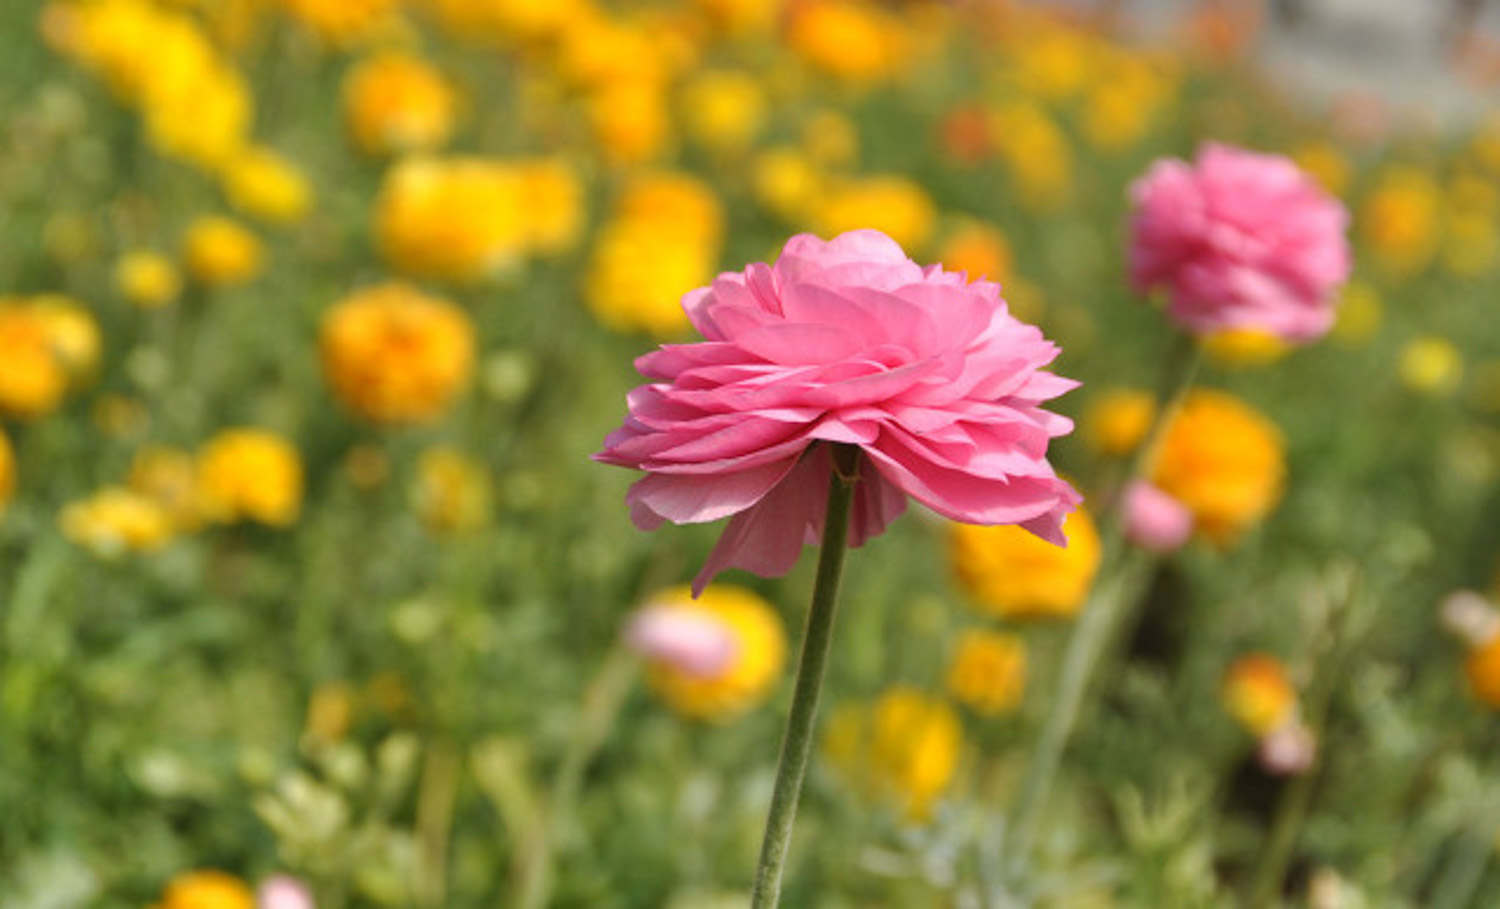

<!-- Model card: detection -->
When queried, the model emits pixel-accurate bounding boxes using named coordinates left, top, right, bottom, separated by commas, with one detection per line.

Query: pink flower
left=1258, top=720, right=1317, bottom=776
left=258, top=875, right=315, bottom=909
left=1122, top=481, right=1193, bottom=553
left=625, top=604, right=739, bottom=677
left=1128, top=143, right=1351, bottom=343
left=595, top=230, right=1081, bottom=594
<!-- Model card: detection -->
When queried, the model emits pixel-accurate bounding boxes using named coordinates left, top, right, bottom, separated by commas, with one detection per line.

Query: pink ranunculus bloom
left=1127, top=142, right=1351, bottom=343
left=595, top=229, right=1082, bottom=594
left=1122, top=481, right=1193, bottom=553
left=625, top=604, right=739, bottom=677
left=258, top=875, right=315, bottom=909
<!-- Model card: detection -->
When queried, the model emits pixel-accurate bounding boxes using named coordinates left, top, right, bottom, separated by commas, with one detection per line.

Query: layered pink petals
left=1128, top=143, right=1351, bottom=343
left=595, top=229, right=1081, bottom=594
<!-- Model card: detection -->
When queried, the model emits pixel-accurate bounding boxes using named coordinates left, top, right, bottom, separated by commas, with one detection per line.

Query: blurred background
left=3, top=0, right=1500, bottom=906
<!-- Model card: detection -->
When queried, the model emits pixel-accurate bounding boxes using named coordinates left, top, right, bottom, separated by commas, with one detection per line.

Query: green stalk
left=1003, top=332, right=1201, bottom=873
left=749, top=443, right=861, bottom=908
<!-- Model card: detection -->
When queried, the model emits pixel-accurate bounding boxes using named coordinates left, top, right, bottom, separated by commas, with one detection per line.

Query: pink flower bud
left=1122, top=481, right=1193, bottom=553
left=1440, top=590, right=1500, bottom=648
left=1258, top=720, right=1316, bottom=776
left=625, top=605, right=738, bottom=678
left=257, top=875, right=315, bottom=909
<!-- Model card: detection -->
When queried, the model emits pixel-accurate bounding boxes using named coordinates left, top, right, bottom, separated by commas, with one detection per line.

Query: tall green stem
left=1003, top=332, right=1201, bottom=873
left=750, top=443, right=860, bottom=908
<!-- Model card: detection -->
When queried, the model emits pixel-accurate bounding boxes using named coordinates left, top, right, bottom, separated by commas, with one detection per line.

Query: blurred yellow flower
left=989, top=103, right=1073, bottom=213
left=129, top=446, right=202, bottom=531
left=615, top=172, right=725, bottom=244
left=428, top=0, right=585, bottom=44
left=557, top=16, right=668, bottom=90
left=183, top=216, right=264, bottom=287
left=320, top=283, right=475, bottom=424
left=0, top=302, right=68, bottom=419
left=1013, top=25, right=1094, bottom=101
left=638, top=585, right=786, bottom=721
left=946, top=629, right=1026, bottom=716
left=935, top=220, right=1011, bottom=283
left=374, top=157, right=529, bottom=281
left=693, top=0, right=779, bottom=35
left=30, top=295, right=101, bottom=385
left=279, top=0, right=402, bottom=45
left=515, top=157, right=585, bottom=255
left=304, top=680, right=355, bottom=745
left=1151, top=389, right=1285, bottom=545
left=824, top=686, right=961, bottom=820
left=60, top=486, right=175, bottom=556
left=1202, top=329, right=1289, bottom=368
left=787, top=0, right=904, bottom=84
left=816, top=175, right=935, bottom=253
left=0, top=429, right=14, bottom=513
left=154, top=869, right=254, bottom=909
left=1082, top=387, right=1156, bottom=456
left=413, top=446, right=492, bottom=533
left=115, top=250, right=182, bottom=308
left=751, top=147, right=822, bottom=224
left=342, top=51, right=456, bottom=156
left=681, top=70, right=766, bottom=155
left=587, top=80, right=671, bottom=166
left=950, top=509, right=1101, bottom=620
left=1331, top=281, right=1382, bottom=345
left=1222, top=653, right=1297, bottom=737
left=1398, top=336, right=1463, bottom=396
left=196, top=428, right=303, bottom=527
left=221, top=146, right=311, bottom=224
left=142, top=62, right=253, bottom=170
left=1292, top=141, right=1352, bottom=198
left=1360, top=166, right=1441, bottom=279
left=801, top=110, right=859, bottom=169
left=1466, top=634, right=1500, bottom=709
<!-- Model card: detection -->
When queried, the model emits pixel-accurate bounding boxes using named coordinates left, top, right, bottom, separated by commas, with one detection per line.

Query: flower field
left=3, top=0, right=1500, bottom=906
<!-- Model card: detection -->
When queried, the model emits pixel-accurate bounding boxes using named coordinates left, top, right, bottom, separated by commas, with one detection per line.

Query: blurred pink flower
left=596, top=230, right=1081, bottom=594
left=1128, top=143, right=1350, bottom=343
left=625, top=604, right=738, bottom=677
left=1258, top=720, right=1317, bottom=776
left=1122, top=481, right=1193, bottom=553
left=258, top=875, right=314, bottom=909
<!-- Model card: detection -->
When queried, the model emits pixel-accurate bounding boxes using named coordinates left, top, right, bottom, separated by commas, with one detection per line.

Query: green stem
left=1003, top=332, right=1201, bottom=873
left=749, top=443, right=860, bottom=908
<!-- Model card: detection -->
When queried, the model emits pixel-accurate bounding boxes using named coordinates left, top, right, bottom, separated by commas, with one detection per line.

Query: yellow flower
left=1150, top=389, right=1285, bottom=545
left=587, top=80, right=671, bottom=167
left=1201, top=329, right=1290, bottom=368
left=638, top=585, right=786, bottom=721
left=320, top=283, right=475, bottom=424
left=0, top=303, right=68, bottom=419
left=155, top=869, right=254, bottom=909
left=1360, top=166, right=1441, bottom=279
left=220, top=146, right=311, bottom=224
left=279, top=0, right=402, bottom=45
left=951, top=509, right=1102, bottom=620
left=557, top=15, right=670, bottom=91
left=1399, top=336, right=1463, bottom=396
left=60, top=486, right=174, bottom=556
left=801, top=110, right=859, bottom=169
left=374, top=157, right=529, bottom=281
left=0, top=428, right=14, bottom=513
left=129, top=446, right=202, bottom=531
left=196, top=428, right=303, bottom=527
left=1466, top=634, right=1500, bottom=709
left=946, top=629, right=1026, bottom=716
left=1222, top=653, right=1297, bottom=737
left=1080, top=59, right=1172, bottom=154
left=515, top=157, right=585, bottom=255
left=693, top=0, right=779, bottom=35
left=1292, top=141, right=1352, bottom=197
left=989, top=103, right=1073, bottom=213
left=680, top=70, right=766, bottom=155
left=787, top=0, right=904, bottom=84
left=142, top=62, right=253, bottom=170
left=304, top=680, right=355, bottom=745
left=342, top=52, right=456, bottom=156
left=30, top=295, right=101, bottom=386
left=816, top=175, right=936, bottom=253
left=585, top=221, right=715, bottom=337
left=615, top=172, right=725, bottom=246
left=183, top=216, right=264, bottom=287
left=1013, top=24, right=1095, bottom=101
left=1331, top=281, right=1382, bottom=346
left=412, top=446, right=492, bottom=533
left=428, top=0, right=586, bottom=44
left=1082, top=387, right=1156, bottom=456
left=115, top=250, right=182, bottom=308
left=751, top=147, right=822, bottom=224
left=824, top=687, right=961, bottom=821
left=935, top=220, right=1011, bottom=284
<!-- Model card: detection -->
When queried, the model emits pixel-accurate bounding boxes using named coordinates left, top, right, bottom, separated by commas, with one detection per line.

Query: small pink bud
left=257, top=875, right=315, bottom=909
left=625, top=605, right=738, bottom=678
left=1122, top=481, right=1193, bottom=553
left=1258, top=720, right=1316, bottom=776
left=1440, top=590, right=1500, bottom=648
